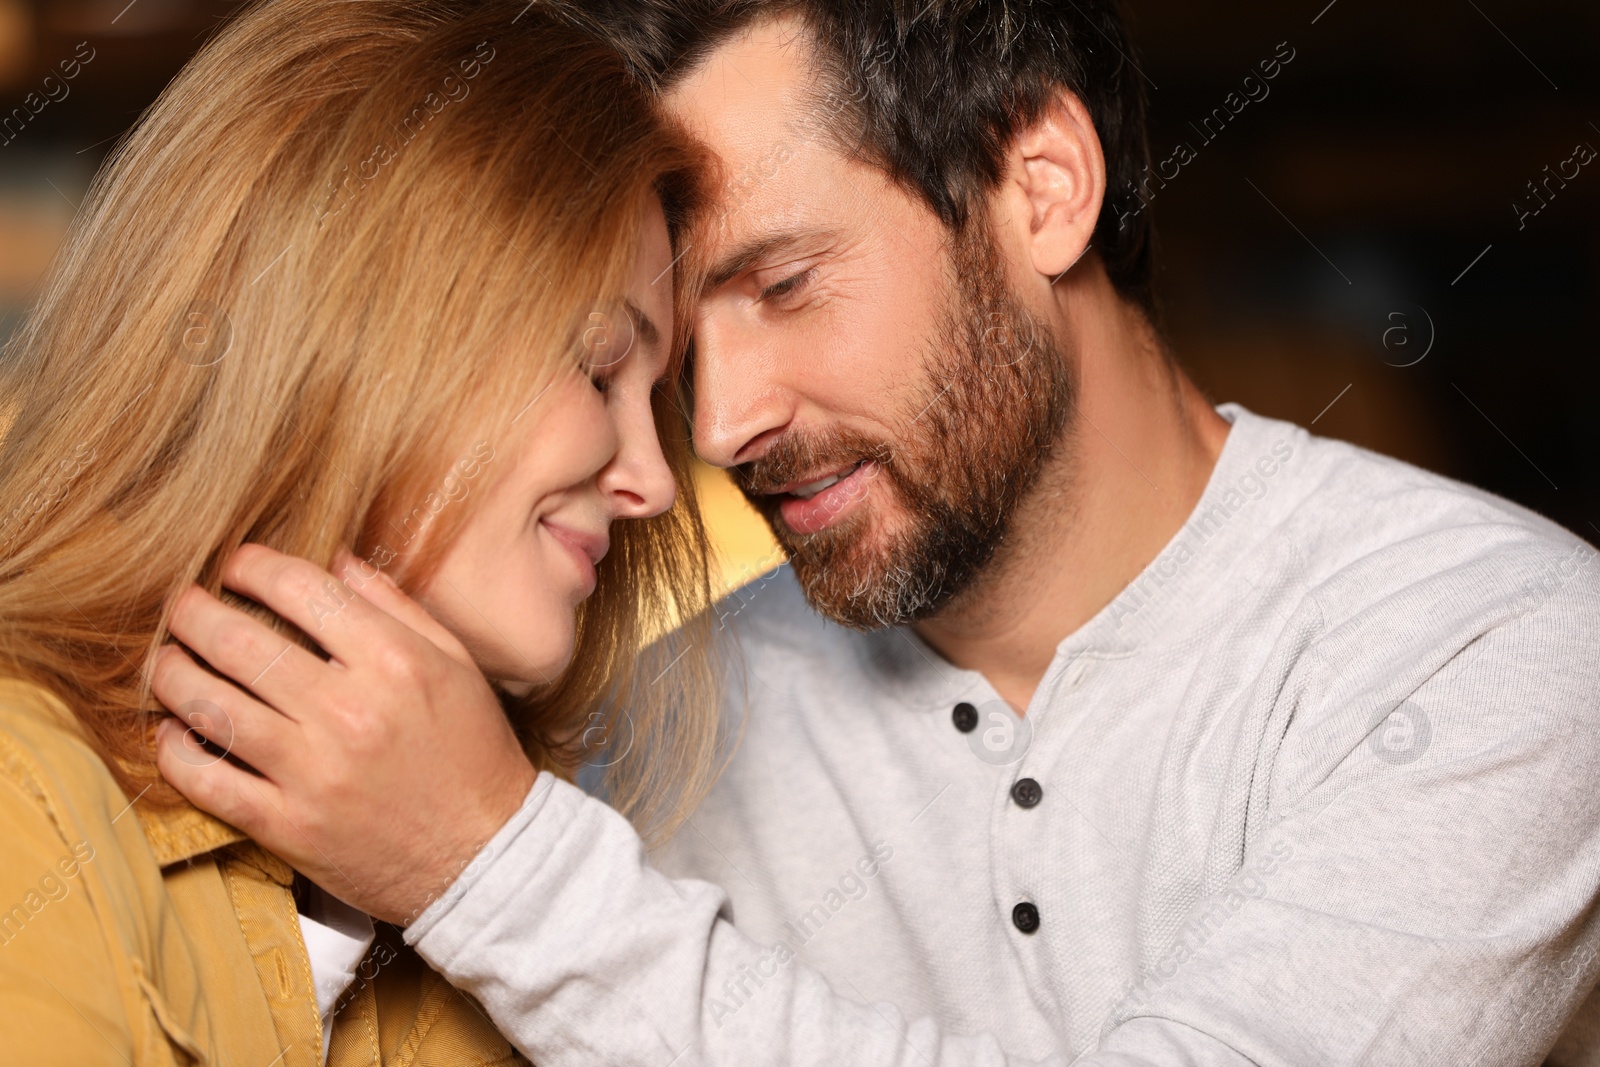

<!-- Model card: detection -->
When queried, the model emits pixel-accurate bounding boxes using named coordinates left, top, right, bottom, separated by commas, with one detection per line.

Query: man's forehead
left=663, top=14, right=813, bottom=103
left=662, top=17, right=847, bottom=282
left=661, top=14, right=824, bottom=168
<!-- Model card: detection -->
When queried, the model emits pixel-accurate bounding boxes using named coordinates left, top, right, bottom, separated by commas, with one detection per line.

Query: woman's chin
left=482, top=636, right=577, bottom=698
left=494, top=677, right=538, bottom=699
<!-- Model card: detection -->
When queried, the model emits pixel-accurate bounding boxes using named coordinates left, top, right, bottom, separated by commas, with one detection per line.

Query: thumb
left=333, top=549, right=477, bottom=670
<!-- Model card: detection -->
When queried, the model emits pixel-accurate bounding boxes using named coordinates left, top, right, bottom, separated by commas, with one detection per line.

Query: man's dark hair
left=560, top=0, right=1156, bottom=313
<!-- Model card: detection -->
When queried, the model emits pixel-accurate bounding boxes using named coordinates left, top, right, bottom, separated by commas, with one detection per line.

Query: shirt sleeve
left=405, top=594, right=1600, bottom=1067
left=1084, top=592, right=1600, bottom=1066
left=405, top=770, right=1059, bottom=1067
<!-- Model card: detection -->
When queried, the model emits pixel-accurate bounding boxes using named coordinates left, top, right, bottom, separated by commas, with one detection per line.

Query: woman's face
left=414, top=199, right=678, bottom=691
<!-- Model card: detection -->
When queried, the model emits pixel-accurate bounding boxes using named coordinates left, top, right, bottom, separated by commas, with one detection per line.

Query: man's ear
left=996, top=88, right=1106, bottom=280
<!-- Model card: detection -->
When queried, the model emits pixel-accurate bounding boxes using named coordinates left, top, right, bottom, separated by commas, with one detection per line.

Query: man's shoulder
left=707, top=411, right=1600, bottom=661
left=1245, top=410, right=1600, bottom=659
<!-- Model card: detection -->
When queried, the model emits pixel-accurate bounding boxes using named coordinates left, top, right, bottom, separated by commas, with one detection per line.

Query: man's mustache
left=733, top=432, right=895, bottom=499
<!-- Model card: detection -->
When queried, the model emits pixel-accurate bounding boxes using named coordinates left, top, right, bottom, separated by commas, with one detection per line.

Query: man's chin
left=777, top=523, right=929, bottom=631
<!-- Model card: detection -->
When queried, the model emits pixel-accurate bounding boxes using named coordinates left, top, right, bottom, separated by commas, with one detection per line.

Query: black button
left=1011, top=778, right=1043, bottom=808
left=952, top=702, right=978, bottom=733
left=1012, top=902, right=1040, bottom=934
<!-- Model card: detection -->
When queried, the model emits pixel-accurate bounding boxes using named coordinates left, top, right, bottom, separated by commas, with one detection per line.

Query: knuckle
left=285, top=795, right=328, bottom=841
left=271, top=557, right=325, bottom=605
left=326, top=761, right=363, bottom=804
left=212, top=618, right=266, bottom=666
left=167, top=586, right=205, bottom=636
left=149, top=649, right=180, bottom=696
left=219, top=784, right=263, bottom=837
left=174, top=757, right=222, bottom=808
left=340, top=705, right=387, bottom=755
left=313, top=756, right=369, bottom=819
left=193, top=766, right=227, bottom=808
left=327, top=693, right=380, bottom=749
left=372, top=639, right=424, bottom=689
left=224, top=542, right=272, bottom=582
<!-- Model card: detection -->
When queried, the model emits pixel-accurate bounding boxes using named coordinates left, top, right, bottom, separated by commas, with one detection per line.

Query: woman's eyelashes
left=590, top=357, right=663, bottom=398
left=579, top=351, right=617, bottom=395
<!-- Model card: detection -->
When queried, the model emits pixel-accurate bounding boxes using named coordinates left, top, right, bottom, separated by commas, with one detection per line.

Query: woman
left=0, top=0, right=718, bottom=1063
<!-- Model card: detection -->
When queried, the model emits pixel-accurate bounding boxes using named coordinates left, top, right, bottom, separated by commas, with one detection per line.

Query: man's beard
left=734, top=222, right=1076, bottom=630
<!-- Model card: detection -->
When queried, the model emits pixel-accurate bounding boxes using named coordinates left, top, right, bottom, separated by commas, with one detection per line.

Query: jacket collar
left=135, top=798, right=250, bottom=867
left=136, top=799, right=299, bottom=886
left=7, top=676, right=293, bottom=882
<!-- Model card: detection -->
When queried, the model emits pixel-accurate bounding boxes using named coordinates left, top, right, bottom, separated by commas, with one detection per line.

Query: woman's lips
left=541, top=520, right=607, bottom=595
left=776, top=460, right=878, bottom=535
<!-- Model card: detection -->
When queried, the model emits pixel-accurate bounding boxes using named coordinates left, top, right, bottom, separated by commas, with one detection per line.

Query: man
left=155, top=1, right=1600, bottom=1063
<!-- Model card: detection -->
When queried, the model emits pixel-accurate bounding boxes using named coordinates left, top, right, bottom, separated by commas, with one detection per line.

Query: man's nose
left=690, top=326, right=796, bottom=469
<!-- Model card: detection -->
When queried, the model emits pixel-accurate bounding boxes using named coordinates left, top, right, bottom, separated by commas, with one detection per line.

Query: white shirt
left=298, top=888, right=375, bottom=1064
left=406, top=404, right=1600, bottom=1065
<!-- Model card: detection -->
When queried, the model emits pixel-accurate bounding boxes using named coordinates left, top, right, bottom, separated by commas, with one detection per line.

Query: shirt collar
left=854, top=403, right=1305, bottom=705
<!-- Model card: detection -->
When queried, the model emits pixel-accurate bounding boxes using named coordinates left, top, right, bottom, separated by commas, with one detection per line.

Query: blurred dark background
left=0, top=0, right=1595, bottom=546
left=1134, top=0, right=1597, bottom=543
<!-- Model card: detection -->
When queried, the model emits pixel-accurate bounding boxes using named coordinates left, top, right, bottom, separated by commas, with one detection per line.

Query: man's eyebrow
left=702, top=228, right=839, bottom=292
left=623, top=299, right=661, bottom=349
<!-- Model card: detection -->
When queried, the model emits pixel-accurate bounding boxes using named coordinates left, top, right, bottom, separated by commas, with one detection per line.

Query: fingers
left=155, top=722, right=367, bottom=902
left=149, top=644, right=293, bottom=773
left=166, top=583, right=329, bottom=716
left=218, top=542, right=476, bottom=671
left=329, top=549, right=477, bottom=669
left=218, top=544, right=397, bottom=666
left=155, top=718, right=284, bottom=839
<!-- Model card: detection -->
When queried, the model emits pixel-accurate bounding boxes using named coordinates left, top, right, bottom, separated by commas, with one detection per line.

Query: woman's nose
left=600, top=404, right=677, bottom=520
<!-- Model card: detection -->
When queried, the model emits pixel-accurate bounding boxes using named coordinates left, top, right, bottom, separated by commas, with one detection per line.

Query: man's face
left=666, top=15, right=1074, bottom=629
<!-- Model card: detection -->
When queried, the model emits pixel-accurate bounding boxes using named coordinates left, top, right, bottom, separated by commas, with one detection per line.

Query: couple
left=4, top=0, right=1600, bottom=1064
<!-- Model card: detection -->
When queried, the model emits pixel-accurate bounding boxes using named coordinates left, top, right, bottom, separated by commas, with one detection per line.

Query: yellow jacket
left=0, top=678, right=527, bottom=1066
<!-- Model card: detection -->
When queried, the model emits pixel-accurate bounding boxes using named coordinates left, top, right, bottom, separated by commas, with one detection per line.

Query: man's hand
left=152, top=544, right=538, bottom=924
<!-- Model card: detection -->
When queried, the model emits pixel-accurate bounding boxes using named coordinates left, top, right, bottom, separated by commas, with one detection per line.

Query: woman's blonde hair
left=0, top=0, right=720, bottom=840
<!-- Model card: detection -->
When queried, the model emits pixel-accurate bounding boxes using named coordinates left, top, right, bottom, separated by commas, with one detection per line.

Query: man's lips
left=769, top=460, right=878, bottom=536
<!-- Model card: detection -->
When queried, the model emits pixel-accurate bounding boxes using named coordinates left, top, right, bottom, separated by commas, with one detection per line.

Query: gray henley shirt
left=407, top=403, right=1600, bottom=1066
